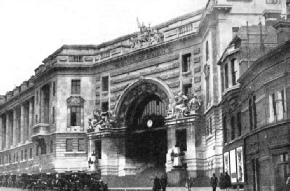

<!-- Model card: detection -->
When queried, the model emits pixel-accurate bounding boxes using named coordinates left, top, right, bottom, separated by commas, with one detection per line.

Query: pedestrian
left=210, top=173, right=218, bottom=191
left=286, top=174, right=290, bottom=191
left=153, top=175, right=161, bottom=191
left=219, top=173, right=226, bottom=191
left=160, top=174, right=167, bottom=191
left=185, top=175, right=192, bottom=191
left=224, top=172, right=232, bottom=191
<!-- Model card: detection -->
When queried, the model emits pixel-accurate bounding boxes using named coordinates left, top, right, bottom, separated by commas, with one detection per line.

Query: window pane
left=66, top=139, right=73, bottom=152
left=71, top=80, right=80, bottom=94
left=78, top=139, right=85, bottom=151
left=102, top=76, right=109, bottom=91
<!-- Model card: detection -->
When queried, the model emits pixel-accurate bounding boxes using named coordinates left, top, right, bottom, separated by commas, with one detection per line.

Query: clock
left=147, top=119, right=153, bottom=128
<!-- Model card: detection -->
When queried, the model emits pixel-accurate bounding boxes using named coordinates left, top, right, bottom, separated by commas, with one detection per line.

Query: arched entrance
left=115, top=77, right=172, bottom=167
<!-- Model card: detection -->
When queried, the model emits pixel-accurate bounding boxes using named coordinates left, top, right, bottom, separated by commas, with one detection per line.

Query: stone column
left=28, top=99, right=33, bottom=141
left=20, top=104, right=25, bottom=144
left=13, top=108, right=17, bottom=147
left=6, top=113, right=9, bottom=149
left=0, top=115, right=2, bottom=151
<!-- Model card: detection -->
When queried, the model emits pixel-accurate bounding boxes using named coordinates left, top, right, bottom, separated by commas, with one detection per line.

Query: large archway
left=115, top=77, right=172, bottom=166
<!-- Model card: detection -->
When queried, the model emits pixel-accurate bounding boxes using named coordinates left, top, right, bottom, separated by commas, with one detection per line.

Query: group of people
left=151, top=174, right=167, bottom=191
left=210, top=172, right=232, bottom=191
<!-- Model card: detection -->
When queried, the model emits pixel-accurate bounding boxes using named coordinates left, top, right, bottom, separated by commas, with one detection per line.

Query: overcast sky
left=0, top=0, right=206, bottom=95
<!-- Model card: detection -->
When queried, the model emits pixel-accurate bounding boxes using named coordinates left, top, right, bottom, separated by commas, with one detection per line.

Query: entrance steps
left=102, top=166, right=165, bottom=188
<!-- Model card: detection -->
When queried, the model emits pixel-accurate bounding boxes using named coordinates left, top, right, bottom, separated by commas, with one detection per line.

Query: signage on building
left=223, top=147, right=245, bottom=184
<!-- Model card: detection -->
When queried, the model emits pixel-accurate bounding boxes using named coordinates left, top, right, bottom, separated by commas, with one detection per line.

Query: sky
left=0, top=0, right=207, bottom=95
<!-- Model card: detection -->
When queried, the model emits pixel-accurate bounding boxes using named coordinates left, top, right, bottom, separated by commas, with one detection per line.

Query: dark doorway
left=126, top=129, right=167, bottom=167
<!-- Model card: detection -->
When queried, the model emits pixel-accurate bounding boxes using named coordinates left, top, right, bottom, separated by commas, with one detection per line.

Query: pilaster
left=13, top=108, right=17, bottom=147
left=28, top=99, right=33, bottom=141
left=6, top=113, right=9, bottom=149
left=0, top=115, right=2, bottom=151
left=20, top=104, right=25, bottom=144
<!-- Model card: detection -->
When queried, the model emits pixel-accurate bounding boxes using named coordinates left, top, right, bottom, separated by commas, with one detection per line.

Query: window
left=52, top=107, right=55, bottom=124
left=231, top=116, right=235, bottom=140
left=71, top=80, right=81, bottom=94
left=206, top=117, right=213, bottom=136
left=179, top=23, right=193, bottom=34
left=102, top=76, right=109, bottom=92
left=36, top=91, right=39, bottom=104
left=224, top=64, right=229, bottom=89
left=41, top=142, right=46, bottom=155
left=95, top=140, right=102, bottom=159
left=266, top=0, right=277, bottom=4
left=183, top=84, right=192, bottom=97
left=182, top=53, right=191, bottom=72
left=206, top=41, right=209, bottom=61
left=78, top=139, right=85, bottom=151
left=249, top=99, right=253, bottom=130
left=66, top=139, right=73, bottom=152
left=176, top=129, right=187, bottom=151
left=36, top=145, right=39, bottom=156
left=223, top=117, right=227, bottom=144
left=52, top=81, right=56, bottom=96
left=102, top=102, right=109, bottom=112
left=24, top=149, right=27, bottom=160
left=35, top=114, right=38, bottom=124
left=231, top=59, right=237, bottom=86
left=69, top=56, right=83, bottom=62
left=253, top=96, right=257, bottom=128
left=237, top=112, right=242, bottom=137
left=277, top=90, right=286, bottom=120
left=50, top=140, right=53, bottom=153
left=269, top=93, right=276, bottom=123
left=71, top=106, right=81, bottom=126
left=29, top=148, right=32, bottom=159
left=16, top=152, right=18, bottom=162
left=21, top=150, right=23, bottom=161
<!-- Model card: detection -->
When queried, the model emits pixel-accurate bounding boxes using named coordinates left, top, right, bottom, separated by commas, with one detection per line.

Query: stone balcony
left=31, top=123, right=50, bottom=141
left=87, top=126, right=126, bottom=138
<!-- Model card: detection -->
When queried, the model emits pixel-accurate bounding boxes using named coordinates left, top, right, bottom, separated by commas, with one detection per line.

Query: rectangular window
left=182, top=53, right=191, bottom=72
left=209, top=117, right=212, bottom=134
left=102, top=76, right=109, bottom=92
left=52, top=107, right=55, bottom=124
left=225, top=64, right=229, bottom=89
left=237, top=112, right=242, bottom=137
left=231, top=59, right=237, bottom=86
left=50, top=140, right=53, bottom=153
left=66, top=139, right=73, bottom=152
left=206, top=41, right=209, bottom=61
left=16, top=152, right=18, bottom=162
left=102, top=102, right=109, bottom=112
left=52, top=81, right=56, bottom=96
left=266, top=0, right=277, bottom=4
left=231, top=116, right=235, bottom=140
left=36, top=145, right=39, bottom=156
left=176, top=129, right=187, bottom=151
left=78, top=139, right=85, bottom=151
left=69, top=56, right=83, bottom=62
left=21, top=150, right=23, bottom=161
left=95, top=140, right=102, bottom=159
left=30, top=148, right=32, bottom=159
left=24, top=149, right=27, bottom=160
left=183, top=84, right=192, bottom=97
left=277, top=90, right=286, bottom=120
left=269, top=93, right=276, bottom=122
left=249, top=99, right=253, bottom=130
left=71, top=106, right=81, bottom=126
left=71, top=80, right=81, bottom=94
left=223, top=117, right=227, bottom=144
left=35, top=114, right=38, bottom=124
left=253, top=96, right=257, bottom=128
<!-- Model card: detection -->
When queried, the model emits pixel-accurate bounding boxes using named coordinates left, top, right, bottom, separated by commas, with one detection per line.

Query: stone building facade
left=0, top=0, right=288, bottom=188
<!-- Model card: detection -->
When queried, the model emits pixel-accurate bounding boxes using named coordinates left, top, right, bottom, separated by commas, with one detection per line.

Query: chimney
left=273, top=20, right=290, bottom=44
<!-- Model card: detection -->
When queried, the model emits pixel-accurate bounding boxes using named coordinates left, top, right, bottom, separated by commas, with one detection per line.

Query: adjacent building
left=0, top=0, right=288, bottom=188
